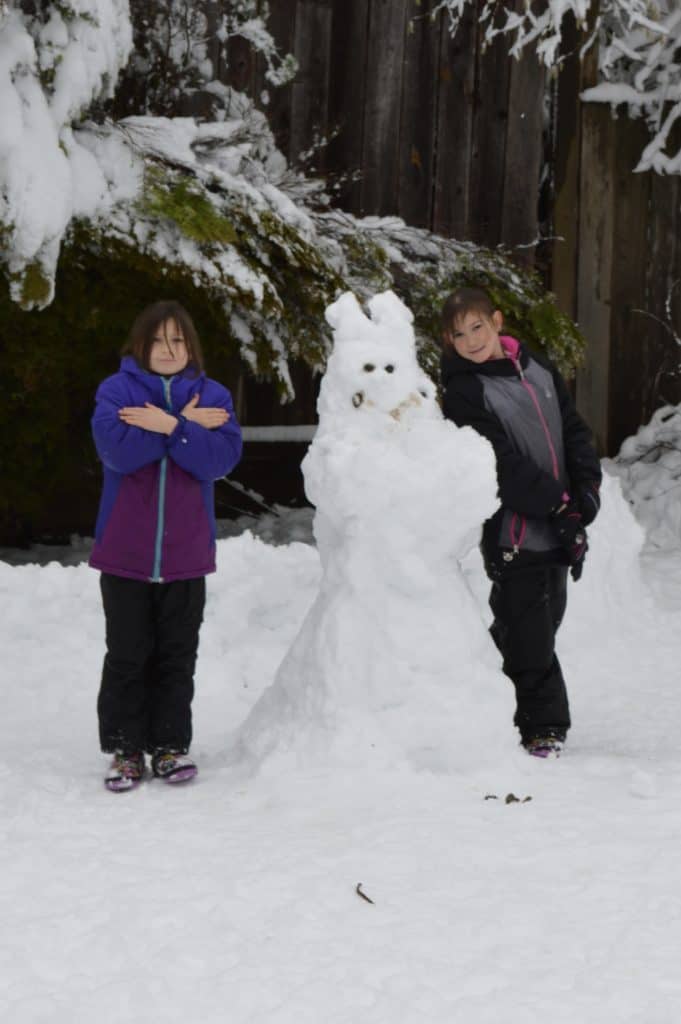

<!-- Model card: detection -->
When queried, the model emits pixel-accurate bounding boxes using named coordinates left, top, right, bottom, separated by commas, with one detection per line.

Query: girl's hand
left=118, top=403, right=178, bottom=435
left=181, top=393, right=230, bottom=429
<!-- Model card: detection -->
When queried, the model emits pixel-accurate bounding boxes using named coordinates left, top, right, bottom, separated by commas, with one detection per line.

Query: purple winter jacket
left=89, top=357, right=243, bottom=582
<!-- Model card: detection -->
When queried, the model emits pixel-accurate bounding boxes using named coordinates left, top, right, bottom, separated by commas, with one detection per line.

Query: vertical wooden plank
left=501, top=49, right=545, bottom=266
left=360, top=0, right=410, bottom=215
left=574, top=39, right=616, bottom=454
left=396, top=0, right=441, bottom=229
left=225, top=35, right=257, bottom=95
left=607, top=119, right=651, bottom=451
left=644, top=173, right=681, bottom=416
left=288, top=0, right=333, bottom=171
left=432, top=3, right=477, bottom=239
left=204, top=2, right=224, bottom=85
left=551, top=15, right=582, bottom=322
left=468, top=10, right=512, bottom=247
left=326, top=0, right=371, bottom=213
left=669, top=177, right=681, bottom=407
left=253, top=1, right=297, bottom=157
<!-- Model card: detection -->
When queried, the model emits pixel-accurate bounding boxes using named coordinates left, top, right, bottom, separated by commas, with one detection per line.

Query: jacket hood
left=440, top=335, right=527, bottom=389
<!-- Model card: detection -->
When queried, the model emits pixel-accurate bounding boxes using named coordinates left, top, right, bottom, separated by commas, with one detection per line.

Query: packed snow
left=3, top=294, right=681, bottom=1021
left=236, top=291, right=505, bottom=776
left=608, top=403, right=681, bottom=550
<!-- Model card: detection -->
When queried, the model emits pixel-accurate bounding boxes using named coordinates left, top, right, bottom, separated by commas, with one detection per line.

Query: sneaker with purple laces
left=524, top=734, right=564, bottom=758
left=151, top=749, right=198, bottom=783
left=105, top=751, right=145, bottom=792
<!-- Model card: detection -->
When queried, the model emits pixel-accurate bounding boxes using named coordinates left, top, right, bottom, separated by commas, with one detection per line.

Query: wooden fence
left=552, top=15, right=681, bottom=453
left=227, top=0, right=681, bottom=456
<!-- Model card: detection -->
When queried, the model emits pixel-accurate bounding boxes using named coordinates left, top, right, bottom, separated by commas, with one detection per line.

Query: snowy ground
left=2, top=480, right=681, bottom=1023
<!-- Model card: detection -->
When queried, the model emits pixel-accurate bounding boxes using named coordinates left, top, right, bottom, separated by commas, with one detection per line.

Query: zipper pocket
left=503, top=512, right=526, bottom=562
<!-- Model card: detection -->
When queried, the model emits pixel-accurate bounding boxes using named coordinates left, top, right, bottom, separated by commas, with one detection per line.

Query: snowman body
left=238, top=291, right=505, bottom=772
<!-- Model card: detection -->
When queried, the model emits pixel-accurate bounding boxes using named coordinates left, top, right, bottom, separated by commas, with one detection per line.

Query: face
left=448, top=309, right=504, bottom=363
left=148, top=318, right=189, bottom=374
left=331, top=339, right=436, bottom=421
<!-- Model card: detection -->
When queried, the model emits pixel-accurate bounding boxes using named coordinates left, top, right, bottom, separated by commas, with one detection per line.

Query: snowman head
left=318, top=291, right=436, bottom=426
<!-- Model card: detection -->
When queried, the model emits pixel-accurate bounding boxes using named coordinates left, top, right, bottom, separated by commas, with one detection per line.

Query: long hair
left=441, top=287, right=497, bottom=348
left=122, top=300, right=204, bottom=374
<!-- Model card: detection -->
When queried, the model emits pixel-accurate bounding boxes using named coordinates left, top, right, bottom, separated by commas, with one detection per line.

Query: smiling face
left=448, top=309, right=504, bottom=364
left=148, top=318, right=189, bottom=375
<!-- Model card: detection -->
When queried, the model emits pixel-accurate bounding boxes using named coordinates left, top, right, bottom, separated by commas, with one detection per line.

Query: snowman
left=237, top=290, right=507, bottom=773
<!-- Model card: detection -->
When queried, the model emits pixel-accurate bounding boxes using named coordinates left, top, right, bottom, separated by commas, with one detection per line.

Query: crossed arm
left=93, top=385, right=242, bottom=481
left=118, top=394, right=229, bottom=434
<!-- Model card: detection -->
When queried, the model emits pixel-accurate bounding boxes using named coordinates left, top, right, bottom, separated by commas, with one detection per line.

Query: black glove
left=553, top=497, right=589, bottom=580
left=570, top=536, right=588, bottom=581
left=577, top=482, right=601, bottom=526
left=552, top=498, right=585, bottom=551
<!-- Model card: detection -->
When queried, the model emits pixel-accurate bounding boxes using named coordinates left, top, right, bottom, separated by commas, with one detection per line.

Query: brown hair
left=123, top=300, right=204, bottom=374
left=441, top=287, right=498, bottom=347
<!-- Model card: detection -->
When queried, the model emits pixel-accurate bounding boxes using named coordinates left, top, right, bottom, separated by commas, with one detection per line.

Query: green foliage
left=0, top=229, right=244, bottom=545
left=253, top=211, right=343, bottom=370
left=403, top=253, right=585, bottom=383
left=342, top=233, right=393, bottom=295
left=134, top=165, right=344, bottom=385
left=0, top=180, right=584, bottom=544
left=462, top=265, right=584, bottom=379
left=18, top=262, right=53, bottom=310
left=140, top=173, right=240, bottom=246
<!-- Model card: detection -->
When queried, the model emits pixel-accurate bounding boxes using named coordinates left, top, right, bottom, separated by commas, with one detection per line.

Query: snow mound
left=565, top=469, right=648, bottom=635
left=607, top=404, right=681, bottom=550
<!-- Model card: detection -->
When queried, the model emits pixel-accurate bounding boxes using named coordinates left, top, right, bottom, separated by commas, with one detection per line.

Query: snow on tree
left=113, top=1, right=297, bottom=117
left=0, top=1, right=133, bottom=306
left=433, top=0, right=681, bottom=174
left=0, top=0, right=583, bottom=398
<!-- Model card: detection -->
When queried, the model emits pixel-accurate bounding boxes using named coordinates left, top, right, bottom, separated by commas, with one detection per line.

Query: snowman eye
left=352, top=391, right=364, bottom=408
left=363, top=363, right=375, bottom=372
left=384, top=364, right=395, bottom=373
left=419, top=389, right=428, bottom=398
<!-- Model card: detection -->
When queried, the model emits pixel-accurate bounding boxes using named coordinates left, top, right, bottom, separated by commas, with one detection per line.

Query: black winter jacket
left=441, top=336, right=602, bottom=578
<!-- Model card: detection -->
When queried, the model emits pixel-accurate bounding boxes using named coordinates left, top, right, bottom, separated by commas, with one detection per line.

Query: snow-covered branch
left=434, top=0, right=681, bottom=173
left=0, top=0, right=581, bottom=395
left=585, top=4, right=681, bottom=174
left=0, top=1, right=295, bottom=307
left=115, top=1, right=296, bottom=117
left=0, top=2, right=133, bottom=305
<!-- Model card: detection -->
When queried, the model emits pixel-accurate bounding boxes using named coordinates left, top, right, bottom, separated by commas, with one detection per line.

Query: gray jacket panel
left=481, top=359, right=567, bottom=552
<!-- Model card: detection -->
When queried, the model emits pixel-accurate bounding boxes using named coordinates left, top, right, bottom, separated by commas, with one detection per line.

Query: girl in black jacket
left=440, top=287, right=601, bottom=757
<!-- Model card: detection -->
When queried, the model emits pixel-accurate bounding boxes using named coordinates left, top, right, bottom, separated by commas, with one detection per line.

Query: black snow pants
left=488, top=564, right=571, bottom=743
left=97, top=573, right=206, bottom=755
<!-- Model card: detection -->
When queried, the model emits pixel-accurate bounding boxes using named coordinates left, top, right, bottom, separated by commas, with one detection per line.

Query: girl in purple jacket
left=90, top=301, right=243, bottom=791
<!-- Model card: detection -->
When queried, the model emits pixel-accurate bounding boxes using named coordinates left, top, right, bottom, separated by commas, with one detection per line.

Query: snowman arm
left=443, top=389, right=564, bottom=518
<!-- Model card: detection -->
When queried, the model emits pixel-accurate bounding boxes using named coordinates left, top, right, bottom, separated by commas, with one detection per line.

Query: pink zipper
left=509, top=512, right=526, bottom=556
left=503, top=352, right=560, bottom=560
left=510, top=356, right=560, bottom=481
